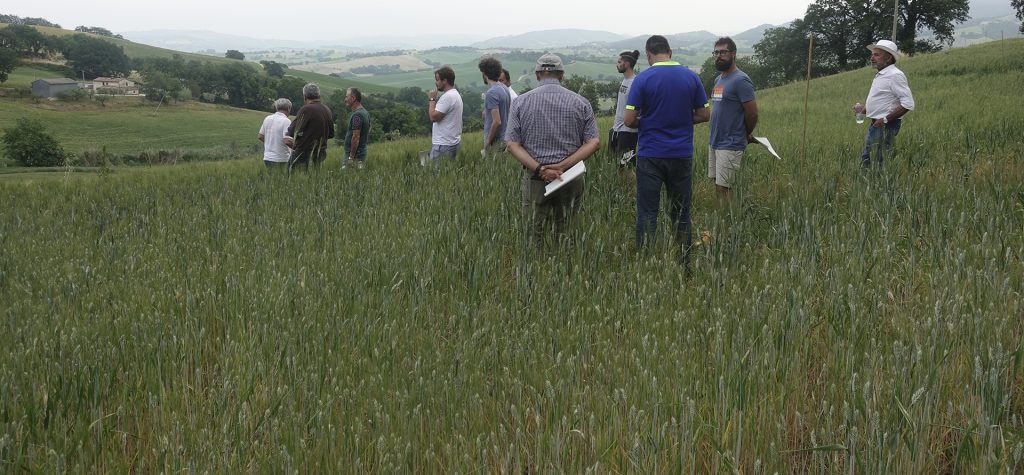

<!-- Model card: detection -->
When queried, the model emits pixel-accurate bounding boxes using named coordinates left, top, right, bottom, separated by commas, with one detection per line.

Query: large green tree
left=894, top=0, right=970, bottom=54
left=753, top=20, right=820, bottom=88
left=804, top=0, right=878, bottom=71
left=60, top=34, right=131, bottom=79
left=260, top=60, right=286, bottom=78
left=0, top=24, right=56, bottom=58
left=2, top=118, right=66, bottom=167
left=1014, top=0, right=1024, bottom=33
left=0, top=48, right=18, bottom=83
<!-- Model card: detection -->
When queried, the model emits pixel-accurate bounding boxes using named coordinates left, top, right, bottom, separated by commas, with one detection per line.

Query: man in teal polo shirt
left=624, top=35, right=710, bottom=261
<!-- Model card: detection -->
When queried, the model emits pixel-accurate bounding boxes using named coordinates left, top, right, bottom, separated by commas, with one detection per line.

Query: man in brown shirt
left=285, top=83, right=334, bottom=172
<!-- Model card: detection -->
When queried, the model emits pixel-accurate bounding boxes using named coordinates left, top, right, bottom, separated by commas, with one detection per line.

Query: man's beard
left=616, top=65, right=627, bottom=73
left=715, top=59, right=732, bottom=71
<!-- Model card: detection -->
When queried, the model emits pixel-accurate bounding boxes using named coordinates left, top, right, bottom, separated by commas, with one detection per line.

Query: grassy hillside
left=0, top=64, right=66, bottom=89
left=0, top=94, right=266, bottom=156
left=1, top=24, right=397, bottom=97
left=0, top=39, right=1022, bottom=472
left=4, top=23, right=250, bottom=66
left=283, top=69, right=397, bottom=95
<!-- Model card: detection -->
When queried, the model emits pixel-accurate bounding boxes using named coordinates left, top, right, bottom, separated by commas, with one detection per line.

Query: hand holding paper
left=544, top=162, right=586, bottom=196
left=753, top=136, right=782, bottom=160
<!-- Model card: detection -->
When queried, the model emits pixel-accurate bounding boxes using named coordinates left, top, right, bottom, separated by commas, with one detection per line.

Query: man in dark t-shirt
left=343, top=87, right=370, bottom=169
left=286, top=83, right=334, bottom=172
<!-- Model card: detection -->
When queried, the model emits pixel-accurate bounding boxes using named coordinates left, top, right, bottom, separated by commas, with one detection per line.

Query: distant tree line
left=350, top=64, right=403, bottom=75
left=74, top=26, right=123, bottom=39
left=345, top=49, right=412, bottom=60
left=729, top=0, right=970, bottom=89
left=0, top=13, right=61, bottom=28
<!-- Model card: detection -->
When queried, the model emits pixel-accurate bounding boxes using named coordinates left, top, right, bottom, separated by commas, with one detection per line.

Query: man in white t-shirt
left=257, top=98, right=292, bottom=171
left=428, top=66, right=464, bottom=167
left=500, top=68, right=518, bottom=101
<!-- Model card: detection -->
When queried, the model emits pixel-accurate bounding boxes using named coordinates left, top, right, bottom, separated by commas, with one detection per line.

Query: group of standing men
left=513, top=35, right=759, bottom=258
left=258, top=83, right=371, bottom=172
left=258, top=33, right=915, bottom=264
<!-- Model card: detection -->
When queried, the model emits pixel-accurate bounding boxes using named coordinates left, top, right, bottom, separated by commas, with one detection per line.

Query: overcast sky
left=9, top=0, right=813, bottom=41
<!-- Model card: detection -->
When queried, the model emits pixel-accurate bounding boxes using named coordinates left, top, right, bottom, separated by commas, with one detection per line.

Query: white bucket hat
left=867, top=39, right=900, bottom=60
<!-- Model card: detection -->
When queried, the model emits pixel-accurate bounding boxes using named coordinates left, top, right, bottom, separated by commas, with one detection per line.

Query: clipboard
left=543, top=161, right=586, bottom=196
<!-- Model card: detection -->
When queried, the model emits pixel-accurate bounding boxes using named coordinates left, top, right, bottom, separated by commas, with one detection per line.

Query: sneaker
left=357, top=161, right=365, bottom=170
left=341, top=158, right=353, bottom=169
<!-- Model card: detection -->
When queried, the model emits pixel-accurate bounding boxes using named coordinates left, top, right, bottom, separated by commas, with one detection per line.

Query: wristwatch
left=882, top=116, right=888, bottom=124
left=428, top=97, right=436, bottom=102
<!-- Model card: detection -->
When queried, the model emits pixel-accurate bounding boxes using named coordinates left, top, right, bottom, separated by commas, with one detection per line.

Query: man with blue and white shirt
left=624, top=35, right=710, bottom=258
left=854, top=39, right=915, bottom=168
left=708, top=36, right=758, bottom=205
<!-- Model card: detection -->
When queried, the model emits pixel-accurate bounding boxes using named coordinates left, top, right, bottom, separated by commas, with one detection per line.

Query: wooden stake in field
left=801, top=34, right=814, bottom=164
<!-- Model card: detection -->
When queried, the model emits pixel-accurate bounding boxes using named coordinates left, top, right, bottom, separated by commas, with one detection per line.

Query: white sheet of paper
left=544, top=161, right=586, bottom=196
left=753, top=136, right=782, bottom=160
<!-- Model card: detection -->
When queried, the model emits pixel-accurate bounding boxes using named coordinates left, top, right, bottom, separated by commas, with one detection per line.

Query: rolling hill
left=470, top=28, right=629, bottom=49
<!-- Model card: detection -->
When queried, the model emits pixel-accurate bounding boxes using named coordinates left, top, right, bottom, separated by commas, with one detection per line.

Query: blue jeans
left=636, top=156, right=693, bottom=249
left=431, top=143, right=460, bottom=168
left=859, top=120, right=902, bottom=167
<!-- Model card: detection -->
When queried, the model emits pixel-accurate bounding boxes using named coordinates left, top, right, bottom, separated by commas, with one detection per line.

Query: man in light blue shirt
left=479, top=57, right=510, bottom=158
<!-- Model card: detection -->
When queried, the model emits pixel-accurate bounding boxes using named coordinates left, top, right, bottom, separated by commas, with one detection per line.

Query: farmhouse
left=31, top=78, right=80, bottom=98
left=93, top=77, right=139, bottom=95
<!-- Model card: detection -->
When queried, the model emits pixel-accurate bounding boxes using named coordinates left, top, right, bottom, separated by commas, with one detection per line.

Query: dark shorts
left=608, top=130, right=638, bottom=168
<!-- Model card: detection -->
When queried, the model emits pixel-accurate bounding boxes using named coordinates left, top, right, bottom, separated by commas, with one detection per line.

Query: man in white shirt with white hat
left=853, top=39, right=915, bottom=168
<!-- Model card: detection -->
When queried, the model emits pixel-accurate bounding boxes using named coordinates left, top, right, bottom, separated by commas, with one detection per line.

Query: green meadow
left=0, top=39, right=1022, bottom=472
left=0, top=95, right=265, bottom=159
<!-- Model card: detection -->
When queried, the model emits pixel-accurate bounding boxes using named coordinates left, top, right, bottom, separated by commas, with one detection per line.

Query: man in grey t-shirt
left=708, top=37, right=758, bottom=205
left=479, top=57, right=510, bottom=159
left=611, top=50, right=641, bottom=182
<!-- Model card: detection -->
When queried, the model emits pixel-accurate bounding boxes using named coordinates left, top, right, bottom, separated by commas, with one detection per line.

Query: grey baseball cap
left=535, top=53, right=564, bottom=72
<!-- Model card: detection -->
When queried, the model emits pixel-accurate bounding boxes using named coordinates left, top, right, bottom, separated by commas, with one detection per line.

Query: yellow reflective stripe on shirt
left=626, top=105, right=636, bottom=110
left=652, top=61, right=681, bottom=66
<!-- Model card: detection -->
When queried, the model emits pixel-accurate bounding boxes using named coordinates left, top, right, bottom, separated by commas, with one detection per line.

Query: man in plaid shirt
left=506, top=53, right=601, bottom=247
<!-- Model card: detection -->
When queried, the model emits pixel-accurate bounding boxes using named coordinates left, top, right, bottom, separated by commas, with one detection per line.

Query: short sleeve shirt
left=504, top=78, right=598, bottom=165
left=709, top=69, right=756, bottom=151
left=483, top=83, right=511, bottom=143
left=626, top=61, right=709, bottom=159
left=344, top=107, right=370, bottom=157
left=259, top=112, right=292, bottom=162
left=613, top=76, right=637, bottom=133
left=432, top=88, right=463, bottom=146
